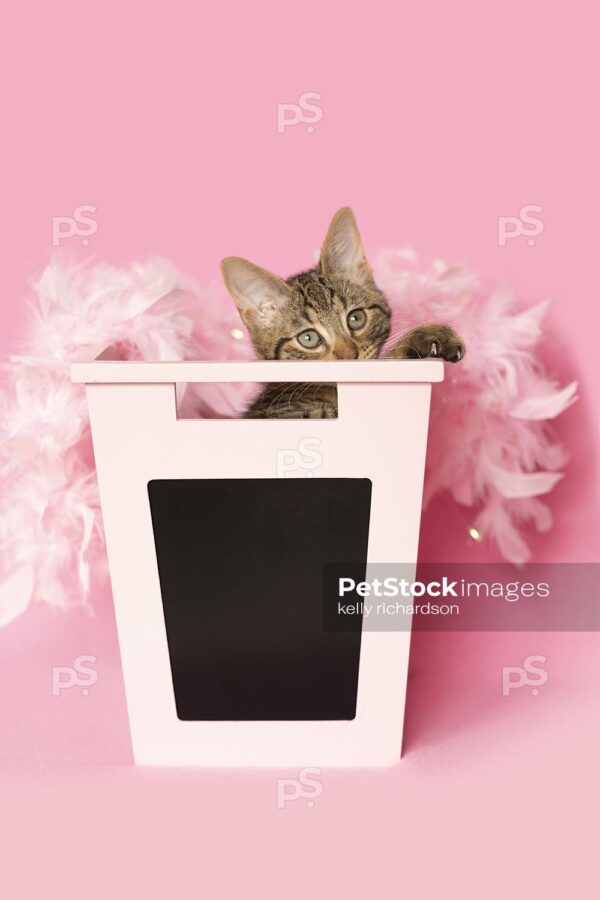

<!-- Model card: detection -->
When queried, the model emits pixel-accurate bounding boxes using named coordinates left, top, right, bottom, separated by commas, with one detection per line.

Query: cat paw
left=391, top=324, right=466, bottom=363
left=427, top=327, right=465, bottom=362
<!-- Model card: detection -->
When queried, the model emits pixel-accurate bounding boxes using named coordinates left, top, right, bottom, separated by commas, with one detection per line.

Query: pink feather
left=374, top=250, right=576, bottom=564
left=0, top=253, right=576, bottom=625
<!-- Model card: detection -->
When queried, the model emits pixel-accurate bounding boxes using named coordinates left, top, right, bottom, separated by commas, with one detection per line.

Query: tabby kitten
left=221, top=208, right=465, bottom=418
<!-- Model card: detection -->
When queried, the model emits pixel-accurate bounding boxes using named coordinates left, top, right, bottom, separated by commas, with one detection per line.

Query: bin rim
left=71, top=354, right=445, bottom=385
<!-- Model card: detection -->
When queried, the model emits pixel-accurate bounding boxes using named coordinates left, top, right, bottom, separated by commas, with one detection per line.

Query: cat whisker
left=264, top=382, right=300, bottom=416
left=386, top=343, right=424, bottom=360
left=384, top=328, right=418, bottom=346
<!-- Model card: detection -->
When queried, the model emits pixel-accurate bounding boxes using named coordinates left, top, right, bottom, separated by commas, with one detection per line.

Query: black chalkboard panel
left=147, top=478, right=371, bottom=721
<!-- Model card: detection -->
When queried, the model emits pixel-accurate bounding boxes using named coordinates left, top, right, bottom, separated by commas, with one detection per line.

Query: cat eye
left=297, top=329, right=322, bottom=349
left=347, top=309, right=367, bottom=331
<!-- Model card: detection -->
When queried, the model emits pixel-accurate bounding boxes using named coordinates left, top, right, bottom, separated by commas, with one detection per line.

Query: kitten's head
left=221, top=208, right=391, bottom=360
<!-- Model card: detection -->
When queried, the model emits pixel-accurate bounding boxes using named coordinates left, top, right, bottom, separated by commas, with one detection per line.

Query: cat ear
left=319, top=207, right=374, bottom=285
left=221, top=257, right=292, bottom=327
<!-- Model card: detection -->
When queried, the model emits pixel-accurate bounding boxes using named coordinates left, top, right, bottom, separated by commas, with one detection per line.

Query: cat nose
left=333, top=340, right=358, bottom=359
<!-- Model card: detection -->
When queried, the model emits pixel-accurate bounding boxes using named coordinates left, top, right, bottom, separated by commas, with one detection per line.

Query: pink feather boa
left=0, top=255, right=576, bottom=626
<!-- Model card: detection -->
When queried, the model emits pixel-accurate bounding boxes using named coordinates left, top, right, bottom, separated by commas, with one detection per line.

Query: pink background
left=1, top=1, right=599, bottom=897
